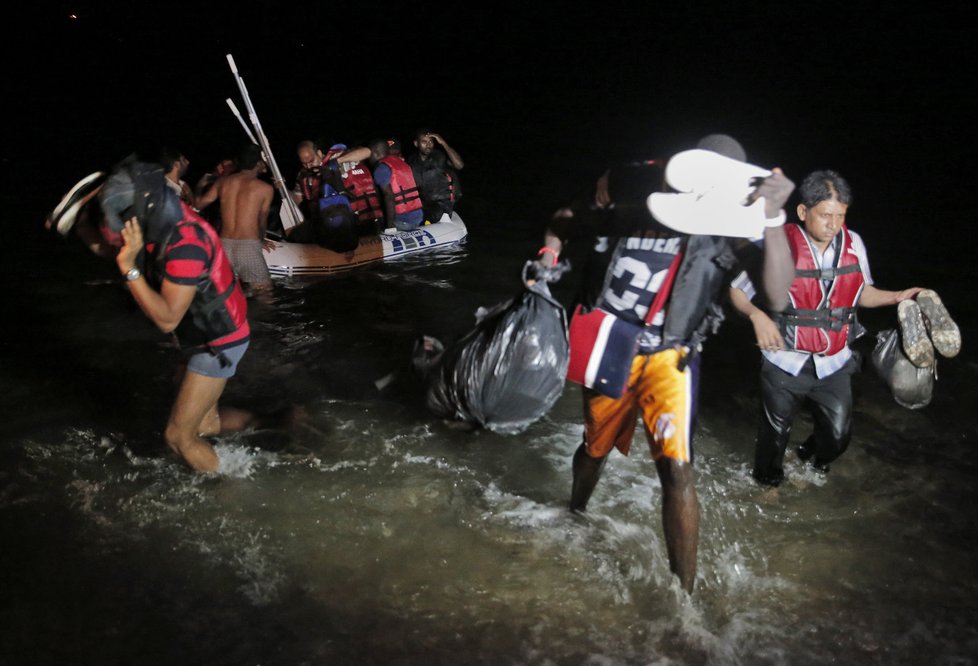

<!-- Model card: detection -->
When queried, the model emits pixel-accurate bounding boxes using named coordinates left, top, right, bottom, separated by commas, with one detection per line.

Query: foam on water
left=7, top=373, right=977, bottom=665
left=213, top=442, right=262, bottom=478
left=11, top=429, right=294, bottom=607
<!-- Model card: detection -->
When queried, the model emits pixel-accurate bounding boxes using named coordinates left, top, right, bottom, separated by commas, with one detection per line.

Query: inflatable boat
left=49, top=172, right=468, bottom=278
left=263, top=211, right=468, bottom=277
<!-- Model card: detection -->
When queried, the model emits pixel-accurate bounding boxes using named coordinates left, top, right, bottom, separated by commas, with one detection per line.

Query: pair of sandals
left=897, top=290, right=961, bottom=368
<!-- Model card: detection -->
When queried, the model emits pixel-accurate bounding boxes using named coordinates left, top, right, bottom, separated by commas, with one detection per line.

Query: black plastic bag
left=871, top=328, right=935, bottom=409
left=414, top=268, right=569, bottom=434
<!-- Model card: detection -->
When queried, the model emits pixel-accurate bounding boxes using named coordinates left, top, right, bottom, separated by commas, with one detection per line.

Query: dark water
left=2, top=182, right=978, bottom=665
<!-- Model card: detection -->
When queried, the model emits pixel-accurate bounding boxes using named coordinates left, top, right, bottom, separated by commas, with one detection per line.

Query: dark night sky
left=4, top=2, right=976, bottom=232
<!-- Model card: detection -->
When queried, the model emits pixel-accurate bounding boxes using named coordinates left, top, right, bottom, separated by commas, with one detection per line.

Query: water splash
left=214, top=442, right=262, bottom=478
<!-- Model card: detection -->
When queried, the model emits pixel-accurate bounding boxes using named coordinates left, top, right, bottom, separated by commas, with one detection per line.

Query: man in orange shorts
left=537, top=135, right=795, bottom=593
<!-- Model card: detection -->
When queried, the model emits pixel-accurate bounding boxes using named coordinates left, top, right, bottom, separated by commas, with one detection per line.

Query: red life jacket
left=778, top=223, right=865, bottom=355
left=379, top=155, right=422, bottom=215
left=297, top=167, right=322, bottom=202
left=154, top=204, right=249, bottom=351
left=342, top=163, right=384, bottom=221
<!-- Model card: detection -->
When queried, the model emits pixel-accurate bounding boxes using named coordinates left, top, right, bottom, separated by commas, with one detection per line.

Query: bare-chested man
left=198, top=143, right=275, bottom=291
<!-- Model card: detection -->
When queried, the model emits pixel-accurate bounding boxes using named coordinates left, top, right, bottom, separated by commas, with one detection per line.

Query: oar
left=225, top=98, right=258, bottom=145
left=226, top=53, right=303, bottom=231
left=226, top=98, right=278, bottom=177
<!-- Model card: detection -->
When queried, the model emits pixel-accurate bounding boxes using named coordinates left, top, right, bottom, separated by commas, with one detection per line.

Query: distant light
left=69, top=14, right=78, bottom=19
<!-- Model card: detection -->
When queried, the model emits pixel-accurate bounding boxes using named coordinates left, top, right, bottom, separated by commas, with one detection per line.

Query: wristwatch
left=124, top=266, right=142, bottom=282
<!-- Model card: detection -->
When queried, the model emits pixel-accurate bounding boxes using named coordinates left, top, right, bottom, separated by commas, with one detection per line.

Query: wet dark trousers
left=753, top=357, right=852, bottom=479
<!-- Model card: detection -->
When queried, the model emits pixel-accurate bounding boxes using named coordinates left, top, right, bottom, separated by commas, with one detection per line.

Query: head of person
left=216, top=158, right=237, bottom=176
left=238, top=143, right=265, bottom=172
left=652, top=133, right=746, bottom=195
left=368, top=138, right=390, bottom=164
left=297, top=140, right=322, bottom=169
left=797, top=170, right=852, bottom=245
left=160, top=147, right=189, bottom=178
left=99, top=154, right=184, bottom=246
left=696, top=133, right=746, bottom=162
left=413, top=129, right=434, bottom=158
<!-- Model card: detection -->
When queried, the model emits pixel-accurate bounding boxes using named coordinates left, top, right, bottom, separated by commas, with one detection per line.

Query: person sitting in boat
left=333, top=140, right=424, bottom=232
left=282, top=143, right=361, bottom=251
left=408, top=129, right=464, bottom=224
left=325, top=143, right=386, bottom=235
left=161, top=147, right=196, bottom=208
left=290, top=140, right=327, bottom=221
left=314, top=176, right=360, bottom=254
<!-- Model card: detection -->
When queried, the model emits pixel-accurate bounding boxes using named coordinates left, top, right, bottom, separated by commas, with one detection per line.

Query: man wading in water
left=729, top=170, right=941, bottom=486
left=535, top=135, right=795, bottom=592
left=197, top=143, right=275, bottom=295
left=106, top=159, right=255, bottom=472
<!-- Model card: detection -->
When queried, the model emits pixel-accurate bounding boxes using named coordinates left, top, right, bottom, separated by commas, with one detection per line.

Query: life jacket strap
left=794, top=263, right=862, bottom=280
left=776, top=306, right=856, bottom=332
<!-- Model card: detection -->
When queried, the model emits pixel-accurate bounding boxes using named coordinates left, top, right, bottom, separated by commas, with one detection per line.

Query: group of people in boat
left=128, top=130, right=465, bottom=293
left=287, top=131, right=464, bottom=248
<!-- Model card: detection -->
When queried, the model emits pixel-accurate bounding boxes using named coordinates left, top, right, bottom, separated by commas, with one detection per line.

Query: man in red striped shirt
left=111, top=162, right=252, bottom=472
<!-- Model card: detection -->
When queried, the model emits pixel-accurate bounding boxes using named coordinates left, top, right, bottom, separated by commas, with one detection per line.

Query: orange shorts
left=582, top=348, right=696, bottom=462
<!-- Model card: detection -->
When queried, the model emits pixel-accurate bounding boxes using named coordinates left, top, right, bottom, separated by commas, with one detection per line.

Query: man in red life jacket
left=339, top=140, right=424, bottom=232
left=325, top=143, right=386, bottom=234
left=104, top=158, right=254, bottom=473
left=290, top=140, right=326, bottom=221
left=730, top=170, right=924, bottom=486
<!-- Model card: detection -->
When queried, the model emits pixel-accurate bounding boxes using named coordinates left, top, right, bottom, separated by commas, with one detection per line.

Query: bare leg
left=193, top=387, right=254, bottom=437
left=199, top=403, right=221, bottom=437
left=570, top=442, right=607, bottom=513
left=164, top=370, right=229, bottom=472
left=218, top=406, right=258, bottom=432
left=248, top=281, right=275, bottom=306
left=656, top=458, right=699, bottom=593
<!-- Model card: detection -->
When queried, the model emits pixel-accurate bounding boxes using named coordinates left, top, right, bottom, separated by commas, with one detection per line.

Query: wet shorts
left=582, top=348, right=699, bottom=463
left=221, top=239, right=271, bottom=285
left=187, top=341, right=249, bottom=379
